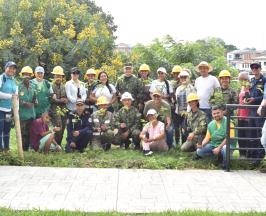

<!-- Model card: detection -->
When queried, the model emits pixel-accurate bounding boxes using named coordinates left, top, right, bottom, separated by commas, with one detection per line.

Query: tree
left=0, top=0, right=117, bottom=78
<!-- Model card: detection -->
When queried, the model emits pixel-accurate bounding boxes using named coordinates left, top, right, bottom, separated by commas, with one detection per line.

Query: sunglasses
left=180, top=76, right=188, bottom=79
left=251, top=66, right=260, bottom=70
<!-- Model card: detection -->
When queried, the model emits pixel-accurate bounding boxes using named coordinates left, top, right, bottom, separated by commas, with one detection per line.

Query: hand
left=120, top=123, right=127, bottom=128
left=53, top=127, right=61, bottom=132
left=187, top=133, right=194, bottom=141
left=97, top=128, right=101, bottom=132
left=257, top=106, right=262, bottom=116
left=165, top=123, right=170, bottom=130
left=55, top=145, right=62, bottom=152
left=196, top=143, right=202, bottom=149
left=62, top=98, right=68, bottom=104
left=245, top=97, right=255, bottom=104
left=23, top=102, right=34, bottom=108
left=101, top=124, right=107, bottom=131
left=143, top=137, right=149, bottom=143
left=212, top=147, right=221, bottom=155
left=73, top=131, right=80, bottom=137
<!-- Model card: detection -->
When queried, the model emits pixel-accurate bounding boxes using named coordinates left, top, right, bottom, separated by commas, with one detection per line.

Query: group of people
left=0, top=59, right=266, bottom=169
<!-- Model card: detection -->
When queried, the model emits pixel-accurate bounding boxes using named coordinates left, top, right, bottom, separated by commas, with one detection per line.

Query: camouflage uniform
left=91, top=109, right=114, bottom=150
left=116, top=74, right=144, bottom=106
left=112, top=106, right=142, bottom=149
left=18, top=81, right=37, bottom=151
left=85, top=80, right=98, bottom=114
left=139, top=77, right=153, bottom=114
left=181, top=109, right=207, bottom=152
left=170, top=79, right=180, bottom=94
left=209, top=87, right=238, bottom=108
left=50, top=82, right=67, bottom=145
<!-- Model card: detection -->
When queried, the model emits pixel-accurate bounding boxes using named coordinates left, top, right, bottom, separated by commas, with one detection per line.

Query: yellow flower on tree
left=19, top=0, right=31, bottom=10
left=10, top=21, right=23, bottom=36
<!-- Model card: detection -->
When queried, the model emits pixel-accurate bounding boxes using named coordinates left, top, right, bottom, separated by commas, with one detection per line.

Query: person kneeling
left=66, top=99, right=93, bottom=153
left=140, top=109, right=168, bottom=156
left=30, top=112, right=61, bottom=153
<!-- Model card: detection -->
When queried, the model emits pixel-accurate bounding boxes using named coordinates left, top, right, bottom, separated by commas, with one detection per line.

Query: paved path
left=0, top=166, right=266, bottom=213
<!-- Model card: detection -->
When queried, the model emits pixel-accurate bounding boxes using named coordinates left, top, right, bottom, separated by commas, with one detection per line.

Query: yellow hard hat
left=219, top=70, right=231, bottom=78
left=187, top=93, right=200, bottom=103
left=51, top=66, right=64, bottom=76
left=172, top=65, right=182, bottom=73
left=96, top=96, right=109, bottom=105
left=139, top=64, right=150, bottom=72
left=86, top=68, right=96, bottom=75
left=20, top=66, right=34, bottom=77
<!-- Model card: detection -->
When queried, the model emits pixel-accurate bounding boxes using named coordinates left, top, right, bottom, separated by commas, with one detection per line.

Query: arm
left=201, top=130, right=211, bottom=147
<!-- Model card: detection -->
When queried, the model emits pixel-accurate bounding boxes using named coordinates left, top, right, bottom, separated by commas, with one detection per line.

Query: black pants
left=238, top=119, right=249, bottom=157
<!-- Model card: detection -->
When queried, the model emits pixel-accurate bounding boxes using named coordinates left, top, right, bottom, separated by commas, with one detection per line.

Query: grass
left=1, top=129, right=264, bottom=170
left=1, top=209, right=266, bottom=216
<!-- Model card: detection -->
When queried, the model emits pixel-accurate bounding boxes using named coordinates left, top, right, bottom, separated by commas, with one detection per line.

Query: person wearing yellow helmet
left=50, top=66, right=68, bottom=145
left=180, top=93, right=207, bottom=152
left=138, top=64, right=153, bottom=113
left=18, top=66, right=37, bottom=151
left=170, top=65, right=182, bottom=92
left=84, top=68, right=98, bottom=114
left=91, top=96, right=114, bottom=151
left=209, top=70, right=238, bottom=110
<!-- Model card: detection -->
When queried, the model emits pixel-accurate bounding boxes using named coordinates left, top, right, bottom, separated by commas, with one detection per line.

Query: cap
left=71, top=67, right=80, bottom=74
left=124, top=62, right=133, bottom=68
left=250, top=61, right=261, bottom=68
left=152, top=89, right=162, bottom=96
left=120, top=92, right=134, bottom=101
left=5, top=61, right=17, bottom=69
left=35, top=66, right=45, bottom=73
left=179, top=70, right=190, bottom=77
left=147, top=109, right=157, bottom=116
left=157, top=67, right=167, bottom=74
left=76, top=99, right=84, bottom=105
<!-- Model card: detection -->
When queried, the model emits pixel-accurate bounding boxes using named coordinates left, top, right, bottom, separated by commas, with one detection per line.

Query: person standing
left=50, top=66, right=68, bottom=145
left=31, top=66, right=53, bottom=118
left=65, top=67, right=87, bottom=112
left=18, top=66, right=37, bottom=151
left=195, top=61, right=220, bottom=123
left=0, top=61, right=18, bottom=152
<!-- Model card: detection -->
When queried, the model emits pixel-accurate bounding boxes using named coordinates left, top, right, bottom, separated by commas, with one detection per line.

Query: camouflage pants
left=113, top=129, right=141, bottom=147
left=21, top=119, right=33, bottom=151
left=91, top=129, right=115, bottom=149
left=51, top=113, right=67, bottom=145
left=181, top=135, right=203, bottom=152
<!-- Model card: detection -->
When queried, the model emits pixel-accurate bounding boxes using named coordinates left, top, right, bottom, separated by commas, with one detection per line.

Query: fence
left=225, top=104, right=265, bottom=172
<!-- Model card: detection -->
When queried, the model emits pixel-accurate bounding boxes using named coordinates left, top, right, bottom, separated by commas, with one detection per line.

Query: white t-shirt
left=92, top=84, right=116, bottom=103
left=195, top=75, right=220, bottom=109
left=149, top=79, right=173, bottom=97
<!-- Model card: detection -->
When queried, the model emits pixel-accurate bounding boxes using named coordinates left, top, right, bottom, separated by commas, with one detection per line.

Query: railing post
left=226, top=106, right=231, bottom=172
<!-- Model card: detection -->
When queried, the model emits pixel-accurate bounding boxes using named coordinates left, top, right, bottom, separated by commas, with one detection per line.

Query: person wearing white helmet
left=149, top=67, right=174, bottom=103
left=31, top=66, right=54, bottom=118
left=112, top=92, right=142, bottom=149
left=140, top=109, right=168, bottom=156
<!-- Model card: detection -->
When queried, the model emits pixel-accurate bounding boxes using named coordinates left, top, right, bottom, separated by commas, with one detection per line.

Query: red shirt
left=30, top=118, right=49, bottom=151
left=238, top=89, right=250, bottom=120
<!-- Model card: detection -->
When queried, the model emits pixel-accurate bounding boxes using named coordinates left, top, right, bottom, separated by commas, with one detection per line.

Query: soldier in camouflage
left=91, top=96, right=114, bottom=151
left=170, top=65, right=182, bottom=93
left=209, top=70, right=238, bottom=109
left=116, top=63, right=144, bottom=109
left=112, top=92, right=142, bottom=149
left=181, top=93, right=207, bottom=152
left=85, top=68, right=98, bottom=114
left=50, top=66, right=68, bottom=145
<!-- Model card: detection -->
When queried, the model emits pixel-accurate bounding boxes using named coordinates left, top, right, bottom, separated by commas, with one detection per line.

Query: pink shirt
left=238, top=89, right=249, bottom=120
left=142, top=121, right=165, bottom=141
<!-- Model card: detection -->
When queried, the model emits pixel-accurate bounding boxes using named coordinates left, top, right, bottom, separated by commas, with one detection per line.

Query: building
left=253, top=55, right=266, bottom=75
left=115, top=43, right=132, bottom=54
left=227, top=49, right=266, bottom=73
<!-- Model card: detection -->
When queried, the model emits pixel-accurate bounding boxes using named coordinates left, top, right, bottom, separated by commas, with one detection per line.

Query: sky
left=94, top=0, right=266, bottom=50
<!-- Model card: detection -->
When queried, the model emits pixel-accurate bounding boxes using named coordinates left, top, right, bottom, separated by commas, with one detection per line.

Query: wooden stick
left=12, top=95, right=24, bottom=160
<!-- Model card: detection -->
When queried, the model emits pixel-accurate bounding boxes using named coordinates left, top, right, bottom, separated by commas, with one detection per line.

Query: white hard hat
left=120, top=92, right=134, bottom=101
left=157, top=67, right=167, bottom=74
left=178, top=70, right=190, bottom=77
left=147, top=109, right=157, bottom=116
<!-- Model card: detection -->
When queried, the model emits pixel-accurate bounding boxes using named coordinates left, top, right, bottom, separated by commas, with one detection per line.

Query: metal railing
left=225, top=104, right=265, bottom=171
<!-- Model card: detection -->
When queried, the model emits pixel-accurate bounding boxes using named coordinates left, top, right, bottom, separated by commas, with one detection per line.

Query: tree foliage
left=0, top=0, right=117, bottom=77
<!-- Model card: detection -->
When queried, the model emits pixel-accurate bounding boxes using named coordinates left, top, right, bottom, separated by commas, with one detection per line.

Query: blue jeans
left=166, top=124, right=174, bottom=148
left=0, top=111, right=12, bottom=150
left=196, top=143, right=233, bottom=166
left=200, top=108, right=212, bottom=124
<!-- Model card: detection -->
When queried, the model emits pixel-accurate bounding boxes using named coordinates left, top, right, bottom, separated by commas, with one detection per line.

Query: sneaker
left=144, top=150, right=153, bottom=156
left=260, top=167, right=266, bottom=173
left=192, top=154, right=202, bottom=161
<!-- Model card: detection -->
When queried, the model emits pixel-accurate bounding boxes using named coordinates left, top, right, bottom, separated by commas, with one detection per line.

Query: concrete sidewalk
left=0, top=166, right=266, bottom=213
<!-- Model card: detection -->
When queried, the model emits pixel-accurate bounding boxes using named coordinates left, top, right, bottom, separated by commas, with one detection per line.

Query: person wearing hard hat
left=170, top=65, right=182, bottom=92
left=175, top=69, right=196, bottom=145
left=18, top=66, right=37, bottom=151
left=194, top=61, right=220, bottom=123
left=50, top=66, right=68, bottom=145
left=31, top=66, right=54, bottom=118
left=116, top=63, right=144, bottom=110
left=91, top=96, right=114, bottom=151
left=84, top=68, right=98, bottom=113
left=65, top=67, right=87, bottom=112
left=112, top=92, right=141, bottom=149
left=138, top=64, right=153, bottom=111
left=140, top=109, right=168, bottom=156
left=180, top=93, right=207, bottom=152
left=144, top=90, right=174, bottom=149
left=65, top=99, right=93, bottom=153
left=209, top=70, right=238, bottom=110
left=149, top=67, right=174, bottom=103
left=0, top=61, right=18, bottom=152
left=90, top=71, right=117, bottom=112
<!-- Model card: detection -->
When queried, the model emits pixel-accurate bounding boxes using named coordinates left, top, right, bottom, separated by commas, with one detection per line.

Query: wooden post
left=12, top=95, right=24, bottom=160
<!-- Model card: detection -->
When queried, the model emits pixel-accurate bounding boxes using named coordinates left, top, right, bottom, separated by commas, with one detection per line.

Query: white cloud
left=94, top=0, right=266, bottom=50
